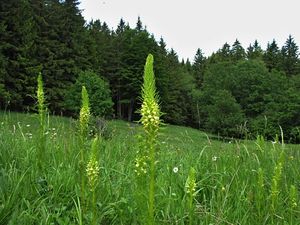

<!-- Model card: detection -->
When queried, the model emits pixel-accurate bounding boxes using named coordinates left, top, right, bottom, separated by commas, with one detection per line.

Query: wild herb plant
left=288, top=184, right=298, bottom=224
left=137, top=54, right=161, bottom=225
left=270, top=156, right=284, bottom=220
left=79, top=86, right=90, bottom=209
left=36, top=73, right=47, bottom=171
left=185, top=167, right=197, bottom=225
left=86, top=137, right=100, bottom=225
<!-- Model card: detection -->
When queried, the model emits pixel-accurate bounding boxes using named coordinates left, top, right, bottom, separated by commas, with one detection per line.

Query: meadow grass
left=0, top=111, right=300, bottom=224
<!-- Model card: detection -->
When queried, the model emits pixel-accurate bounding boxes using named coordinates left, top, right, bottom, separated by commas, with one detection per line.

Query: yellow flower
left=185, top=167, right=196, bottom=196
left=86, top=157, right=99, bottom=190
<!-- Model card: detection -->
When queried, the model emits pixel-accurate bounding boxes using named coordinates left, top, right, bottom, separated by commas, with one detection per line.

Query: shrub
left=205, top=89, right=245, bottom=137
left=65, top=70, right=113, bottom=118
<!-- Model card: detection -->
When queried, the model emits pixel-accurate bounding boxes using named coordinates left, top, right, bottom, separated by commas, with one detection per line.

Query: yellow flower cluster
left=134, top=154, right=148, bottom=176
left=290, top=185, right=298, bottom=209
left=37, top=74, right=44, bottom=107
left=140, top=100, right=160, bottom=131
left=86, top=157, right=99, bottom=190
left=79, top=86, right=90, bottom=136
left=80, top=108, right=90, bottom=131
left=185, top=167, right=196, bottom=196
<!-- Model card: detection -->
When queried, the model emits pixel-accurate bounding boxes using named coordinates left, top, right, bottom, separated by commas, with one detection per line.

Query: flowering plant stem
left=37, top=73, right=46, bottom=172
left=139, top=54, right=161, bottom=225
left=79, top=86, right=90, bottom=211
left=148, top=141, right=155, bottom=225
left=86, top=137, right=99, bottom=225
left=185, top=167, right=196, bottom=225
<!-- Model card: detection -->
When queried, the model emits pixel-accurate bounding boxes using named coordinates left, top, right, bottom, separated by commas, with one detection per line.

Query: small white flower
left=212, top=156, right=217, bottom=162
left=26, top=124, right=30, bottom=127
left=173, top=167, right=179, bottom=173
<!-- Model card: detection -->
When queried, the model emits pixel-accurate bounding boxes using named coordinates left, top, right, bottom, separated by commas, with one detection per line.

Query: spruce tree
left=209, top=43, right=231, bottom=63
left=263, top=39, right=281, bottom=72
left=136, top=16, right=143, bottom=31
left=247, top=40, right=263, bottom=60
left=192, top=48, right=206, bottom=88
left=31, top=0, right=90, bottom=113
left=231, top=39, right=246, bottom=62
left=281, top=35, right=299, bottom=76
left=0, top=0, right=37, bottom=110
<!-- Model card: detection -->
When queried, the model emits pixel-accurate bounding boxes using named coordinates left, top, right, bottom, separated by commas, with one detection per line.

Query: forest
left=1, top=0, right=300, bottom=143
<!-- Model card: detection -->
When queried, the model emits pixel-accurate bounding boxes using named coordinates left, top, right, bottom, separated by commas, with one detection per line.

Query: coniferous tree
left=210, top=42, right=231, bottom=63
left=153, top=37, right=169, bottom=107
left=219, top=42, right=231, bottom=59
left=31, top=0, right=89, bottom=113
left=0, top=0, right=37, bottom=110
left=192, top=48, right=206, bottom=88
left=136, top=16, right=143, bottom=31
left=263, top=39, right=282, bottom=72
left=108, top=19, right=129, bottom=118
left=281, top=35, right=299, bottom=76
left=247, top=40, right=263, bottom=60
left=161, top=49, right=195, bottom=124
left=231, top=39, right=246, bottom=61
left=116, top=18, right=125, bottom=34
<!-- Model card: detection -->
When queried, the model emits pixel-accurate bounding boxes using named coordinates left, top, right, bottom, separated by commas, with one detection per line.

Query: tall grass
left=0, top=111, right=300, bottom=224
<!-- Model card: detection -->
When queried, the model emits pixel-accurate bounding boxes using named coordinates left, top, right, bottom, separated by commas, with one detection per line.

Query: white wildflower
left=173, top=167, right=179, bottom=173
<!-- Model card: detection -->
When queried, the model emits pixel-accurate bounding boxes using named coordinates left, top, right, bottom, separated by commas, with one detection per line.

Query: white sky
left=79, top=0, right=300, bottom=61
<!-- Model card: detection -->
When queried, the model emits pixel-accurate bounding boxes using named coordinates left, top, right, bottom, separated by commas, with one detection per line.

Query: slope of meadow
left=0, top=111, right=300, bottom=224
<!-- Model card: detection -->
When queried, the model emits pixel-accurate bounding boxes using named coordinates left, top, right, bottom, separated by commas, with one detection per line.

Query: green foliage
left=263, top=39, right=282, bottom=72
left=231, top=39, right=246, bottom=61
left=36, top=73, right=47, bottom=171
left=79, top=86, right=90, bottom=140
left=206, top=90, right=245, bottom=137
left=281, top=35, right=299, bottom=76
left=138, top=54, right=161, bottom=225
left=185, top=167, right=197, bottom=225
left=247, top=40, right=263, bottom=60
left=65, top=71, right=113, bottom=118
left=200, top=58, right=300, bottom=142
left=192, top=48, right=206, bottom=88
left=86, top=137, right=100, bottom=225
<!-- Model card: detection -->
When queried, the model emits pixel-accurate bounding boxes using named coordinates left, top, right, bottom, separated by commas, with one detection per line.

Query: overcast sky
left=79, top=0, right=300, bottom=61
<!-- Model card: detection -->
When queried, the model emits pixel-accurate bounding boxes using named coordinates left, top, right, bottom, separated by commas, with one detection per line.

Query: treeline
left=0, top=0, right=299, bottom=142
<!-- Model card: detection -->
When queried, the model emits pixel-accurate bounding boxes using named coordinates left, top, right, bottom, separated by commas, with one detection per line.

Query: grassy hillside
left=0, top=111, right=299, bottom=224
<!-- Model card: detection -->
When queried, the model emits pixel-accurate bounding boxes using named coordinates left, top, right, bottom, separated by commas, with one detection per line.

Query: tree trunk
left=128, top=97, right=134, bottom=122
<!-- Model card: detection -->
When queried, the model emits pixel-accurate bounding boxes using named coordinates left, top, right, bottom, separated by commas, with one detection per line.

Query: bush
left=205, top=90, right=245, bottom=137
left=89, top=116, right=114, bottom=140
left=65, top=70, right=113, bottom=118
